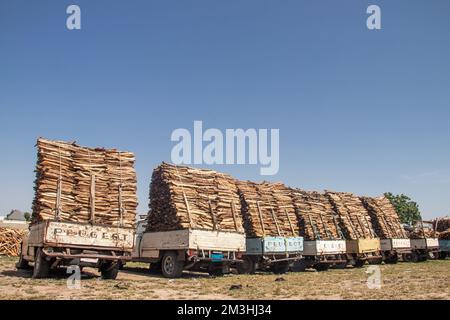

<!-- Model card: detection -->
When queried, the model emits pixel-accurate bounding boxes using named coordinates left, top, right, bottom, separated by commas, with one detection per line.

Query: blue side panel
left=286, top=237, right=304, bottom=252
left=439, top=239, right=450, bottom=252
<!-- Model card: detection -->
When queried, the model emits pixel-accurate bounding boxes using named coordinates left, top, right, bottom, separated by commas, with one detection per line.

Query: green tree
left=384, top=192, right=421, bottom=226
left=23, top=212, right=31, bottom=222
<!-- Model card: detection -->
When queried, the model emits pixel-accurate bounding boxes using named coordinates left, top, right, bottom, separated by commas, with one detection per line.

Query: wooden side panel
left=140, top=230, right=190, bottom=251
left=43, top=221, right=134, bottom=250
left=346, top=238, right=380, bottom=254
left=189, top=230, right=246, bottom=251
left=27, top=222, right=46, bottom=247
left=410, top=239, right=426, bottom=249
left=425, top=238, right=439, bottom=248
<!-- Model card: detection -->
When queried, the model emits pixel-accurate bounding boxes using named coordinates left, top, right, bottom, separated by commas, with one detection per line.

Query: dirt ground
left=0, top=256, right=448, bottom=300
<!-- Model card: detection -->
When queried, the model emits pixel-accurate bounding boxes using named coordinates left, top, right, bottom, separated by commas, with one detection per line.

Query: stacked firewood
left=146, top=163, right=244, bottom=233
left=326, top=191, right=376, bottom=240
left=32, top=138, right=137, bottom=228
left=236, top=181, right=299, bottom=238
left=291, top=190, right=343, bottom=240
left=361, top=196, right=408, bottom=239
left=408, top=228, right=437, bottom=239
left=434, top=217, right=450, bottom=232
left=0, top=228, right=28, bottom=257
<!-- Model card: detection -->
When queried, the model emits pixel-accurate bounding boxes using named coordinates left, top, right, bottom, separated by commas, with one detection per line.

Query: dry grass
left=0, top=257, right=448, bottom=300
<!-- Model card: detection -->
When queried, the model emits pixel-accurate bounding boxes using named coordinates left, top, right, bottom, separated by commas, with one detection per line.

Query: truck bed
left=136, top=229, right=246, bottom=258
left=302, top=240, right=346, bottom=255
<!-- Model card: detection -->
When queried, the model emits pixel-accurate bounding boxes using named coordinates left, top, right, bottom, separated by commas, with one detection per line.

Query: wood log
left=146, top=163, right=244, bottom=233
left=325, top=191, right=376, bottom=240
left=361, top=196, right=408, bottom=239
left=0, top=228, right=28, bottom=257
left=32, top=138, right=137, bottom=228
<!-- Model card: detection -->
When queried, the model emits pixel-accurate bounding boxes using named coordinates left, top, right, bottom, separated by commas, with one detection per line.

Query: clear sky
left=1, top=0, right=449, bottom=219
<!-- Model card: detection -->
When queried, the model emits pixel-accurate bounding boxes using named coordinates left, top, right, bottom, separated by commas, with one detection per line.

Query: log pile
left=0, top=228, right=28, bottom=257
left=326, top=191, right=376, bottom=240
left=438, top=229, right=450, bottom=240
left=146, top=163, right=244, bottom=233
left=236, top=181, right=299, bottom=238
left=361, top=196, right=408, bottom=239
left=32, top=138, right=137, bottom=228
left=291, top=190, right=343, bottom=240
left=434, top=217, right=450, bottom=232
left=408, top=228, right=437, bottom=239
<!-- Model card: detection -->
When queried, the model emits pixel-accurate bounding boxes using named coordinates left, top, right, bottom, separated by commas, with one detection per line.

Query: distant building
left=6, top=210, right=26, bottom=221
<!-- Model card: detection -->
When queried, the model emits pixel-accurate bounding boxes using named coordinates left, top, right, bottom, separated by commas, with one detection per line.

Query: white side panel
left=303, top=240, right=346, bottom=255
left=189, top=230, right=246, bottom=251
left=425, top=238, right=439, bottom=248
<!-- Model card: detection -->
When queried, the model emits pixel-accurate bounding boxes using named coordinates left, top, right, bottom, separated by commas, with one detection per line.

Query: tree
left=23, top=212, right=31, bottom=222
left=384, top=192, right=421, bottom=226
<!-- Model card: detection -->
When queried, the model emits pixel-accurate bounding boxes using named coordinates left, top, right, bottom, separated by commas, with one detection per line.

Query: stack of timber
left=326, top=191, right=376, bottom=240
left=438, top=230, right=450, bottom=240
left=408, top=227, right=437, bottom=239
left=361, top=196, right=408, bottom=239
left=290, top=190, right=343, bottom=240
left=32, top=138, right=137, bottom=228
left=0, top=228, right=28, bottom=257
left=146, top=163, right=244, bottom=233
left=434, top=217, right=450, bottom=232
left=236, top=181, right=299, bottom=238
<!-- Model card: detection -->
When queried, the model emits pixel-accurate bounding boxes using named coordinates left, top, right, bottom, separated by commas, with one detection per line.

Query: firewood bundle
left=438, top=229, right=450, bottom=240
left=361, top=196, right=408, bottom=239
left=236, top=181, right=298, bottom=238
left=326, top=191, right=376, bottom=240
left=0, top=228, right=28, bottom=257
left=146, top=163, right=244, bottom=233
left=291, top=190, right=343, bottom=240
left=32, top=138, right=137, bottom=228
left=408, top=228, right=437, bottom=239
left=434, top=217, right=450, bottom=233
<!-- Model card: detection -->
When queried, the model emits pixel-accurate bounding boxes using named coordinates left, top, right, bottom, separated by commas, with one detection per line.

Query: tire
left=353, top=259, right=365, bottom=268
left=270, top=261, right=290, bottom=274
left=438, top=252, right=447, bottom=260
left=236, top=256, right=256, bottom=274
left=100, top=262, right=119, bottom=280
left=208, top=263, right=226, bottom=277
left=32, top=248, right=50, bottom=279
left=291, top=259, right=307, bottom=272
left=161, top=252, right=184, bottom=278
left=385, top=255, right=399, bottom=264
left=407, top=252, right=420, bottom=263
left=314, top=263, right=330, bottom=272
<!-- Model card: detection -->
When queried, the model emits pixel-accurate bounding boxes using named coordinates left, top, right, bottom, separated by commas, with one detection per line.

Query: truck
left=380, top=238, right=411, bottom=263
left=16, top=220, right=134, bottom=279
left=292, top=239, right=347, bottom=271
left=132, top=221, right=246, bottom=278
left=345, top=238, right=382, bottom=267
left=408, top=238, right=440, bottom=262
left=236, top=236, right=303, bottom=274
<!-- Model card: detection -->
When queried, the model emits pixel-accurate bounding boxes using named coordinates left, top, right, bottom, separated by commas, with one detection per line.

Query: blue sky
left=1, top=0, right=449, bottom=219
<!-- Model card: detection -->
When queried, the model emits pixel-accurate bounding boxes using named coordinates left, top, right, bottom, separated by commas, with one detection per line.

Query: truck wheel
left=407, top=252, right=420, bottom=263
left=353, top=259, right=365, bottom=268
left=236, top=256, right=256, bottom=274
left=16, top=246, right=30, bottom=270
left=100, top=262, right=119, bottom=280
left=385, top=255, right=399, bottom=264
left=208, top=263, right=226, bottom=277
left=291, top=259, right=307, bottom=272
left=32, top=248, right=50, bottom=279
left=438, top=252, right=447, bottom=260
left=368, top=257, right=383, bottom=265
left=314, top=263, right=329, bottom=272
left=332, top=262, right=348, bottom=269
left=270, top=261, right=290, bottom=274
left=161, top=252, right=184, bottom=278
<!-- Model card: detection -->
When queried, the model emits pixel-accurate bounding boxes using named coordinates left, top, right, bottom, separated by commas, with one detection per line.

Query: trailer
left=345, top=238, right=382, bottom=267
left=236, top=236, right=303, bottom=274
left=133, top=226, right=246, bottom=278
left=380, top=238, right=411, bottom=263
left=291, top=240, right=347, bottom=271
left=16, top=220, right=134, bottom=279
left=438, top=239, right=450, bottom=259
left=407, top=238, right=439, bottom=262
